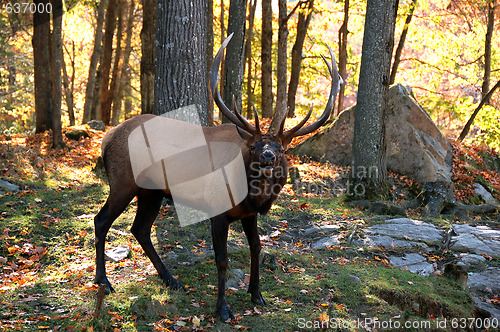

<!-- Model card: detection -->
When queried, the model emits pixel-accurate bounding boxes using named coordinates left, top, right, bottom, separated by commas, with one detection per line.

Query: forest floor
left=0, top=125, right=499, bottom=331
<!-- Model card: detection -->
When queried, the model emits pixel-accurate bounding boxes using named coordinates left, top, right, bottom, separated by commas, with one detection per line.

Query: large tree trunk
left=287, top=0, right=314, bottom=118
left=141, top=0, right=155, bottom=114
left=62, top=42, right=75, bottom=126
left=50, top=0, right=64, bottom=148
left=351, top=0, right=398, bottom=199
left=336, top=0, right=349, bottom=116
left=389, top=0, right=417, bottom=85
left=244, top=0, right=257, bottom=118
left=269, top=0, right=289, bottom=134
left=112, top=0, right=136, bottom=125
left=207, top=0, right=214, bottom=124
left=482, top=0, right=495, bottom=102
left=261, top=0, right=273, bottom=118
left=218, top=0, right=225, bottom=122
left=82, top=0, right=108, bottom=124
left=221, top=0, right=247, bottom=123
left=100, top=0, right=120, bottom=125
left=33, top=0, right=52, bottom=133
left=155, top=0, right=208, bottom=125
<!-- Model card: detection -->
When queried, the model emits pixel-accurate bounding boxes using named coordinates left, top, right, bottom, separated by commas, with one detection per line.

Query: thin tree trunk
left=336, top=0, right=349, bottom=116
left=207, top=0, right=214, bottom=124
left=389, top=0, right=416, bottom=85
left=82, top=0, right=108, bottom=124
left=140, top=0, right=155, bottom=114
left=155, top=0, right=209, bottom=125
left=269, top=0, right=288, bottom=134
left=51, top=0, right=64, bottom=149
left=261, top=0, right=273, bottom=118
left=221, top=0, right=247, bottom=123
left=287, top=0, right=314, bottom=118
left=458, top=80, right=500, bottom=141
left=33, top=0, right=52, bottom=133
left=244, top=0, right=257, bottom=118
left=62, top=42, right=75, bottom=126
left=112, top=0, right=135, bottom=125
left=100, top=0, right=121, bottom=125
left=482, top=0, right=495, bottom=102
left=351, top=0, right=398, bottom=199
left=218, top=0, right=225, bottom=121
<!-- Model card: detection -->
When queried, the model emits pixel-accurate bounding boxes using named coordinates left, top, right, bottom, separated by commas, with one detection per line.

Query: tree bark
left=50, top=0, right=64, bottom=148
left=100, top=0, right=120, bottom=125
left=269, top=0, right=289, bottom=134
left=221, top=0, right=248, bottom=123
left=207, top=0, right=214, bottom=124
left=244, top=0, right=257, bottom=118
left=336, top=0, right=349, bottom=116
left=218, top=0, right=225, bottom=121
left=482, top=0, right=495, bottom=102
left=261, top=0, right=273, bottom=118
left=141, top=0, right=155, bottom=114
left=155, top=0, right=208, bottom=125
left=287, top=0, right=314, bottom=118
left=62, top=42, right=75, bottom=126
left=389, top=0, right=417, bottom=85
left=351, top=0, right=398, bottom=199
left=82, top=0, right=108, bottom=124
left=33, top=0, right=52, bottom=133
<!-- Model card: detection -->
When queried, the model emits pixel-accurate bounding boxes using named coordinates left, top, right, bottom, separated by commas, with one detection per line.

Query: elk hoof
left=217, top=305, right=235, bottom=322
left=251, top=291, right=267, bottom=306
left=167, top=278, right=185, bottom=291
left=95, top=278, right=115, bottom=294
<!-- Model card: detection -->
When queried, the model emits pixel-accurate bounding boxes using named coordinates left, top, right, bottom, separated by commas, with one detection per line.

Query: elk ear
left=236, top=126, right=252, bottom=140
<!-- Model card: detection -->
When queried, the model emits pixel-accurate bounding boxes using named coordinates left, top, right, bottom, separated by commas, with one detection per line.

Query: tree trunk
left=389, top=0, right=416, bottom=85
left=112, top=0, right=135, bottom=126
left=155, top=0, right=208, bottom=125
left=351, top=0, right=398, bottom=199
left=62, top=42, right=75, bottom=126
left=33, top=0, right=52, bottom=133
left=269, top=0, right=289, bottom=134
left=221, top=0, right=247, bottom=123
left=244, top=0, right=257, bottom=118
left=261, top=0, right=273, bottom=118
left=336, top=0, right=349, bottom=116
left=207, top=0, right=214, bottom=124
left=50, top=0, right=64, bottom=149
left=100, top=0, right=120, bottom=125
left=218, top=0, right=225, bottom=121
left=82, top=0, right=108, bottom=124
left=287, top=0, right=314, bottom=118
left=482, top=0, right=495, bottom=102
left=141, top=0, right=156, bottom=114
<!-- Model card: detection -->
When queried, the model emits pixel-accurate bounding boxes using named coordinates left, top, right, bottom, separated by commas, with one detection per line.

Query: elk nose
left=260, top=151, right=275, bottom=164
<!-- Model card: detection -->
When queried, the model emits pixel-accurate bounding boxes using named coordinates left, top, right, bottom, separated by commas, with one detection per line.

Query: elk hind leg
left=130, top=190, right=184, bottom=290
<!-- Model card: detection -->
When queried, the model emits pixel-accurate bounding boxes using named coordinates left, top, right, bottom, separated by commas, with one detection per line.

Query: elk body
left=94, top=35, right=341, bottom=321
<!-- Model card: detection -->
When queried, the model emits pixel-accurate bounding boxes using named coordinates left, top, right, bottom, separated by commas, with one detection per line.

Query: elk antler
left=210, top=33, right=258, bottom=135
left=279, top=43, right=342, bottom=142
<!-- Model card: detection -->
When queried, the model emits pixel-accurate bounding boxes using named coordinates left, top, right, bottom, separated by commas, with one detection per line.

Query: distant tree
left=82, top=0, right=108, bottom=124
left=50, top=0, right=64, bottom=148
left=244, top=0, right=257, bottom=119
left=141, top=0, right=155, bottom=114
left=336, top=0, right=349, bottom=116
left=287, top=0, right=314, bottom=118
left=221, top=0, right=247, bottom=123
left=207, top=0, right=214, bottom=123
left=155, top=0, right=208, bottom=124
left=482, top=0, right=495, bottom=102
left=261, top=0, right=273, bottom=118
left=269, top=0, right=288, bottom=134
left=62, top=42, right=76, bottom=126
left=351, top=0, right=398, bottom=199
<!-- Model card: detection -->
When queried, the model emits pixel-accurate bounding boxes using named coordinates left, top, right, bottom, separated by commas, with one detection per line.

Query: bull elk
left=94, top=34, right=341, bottom=321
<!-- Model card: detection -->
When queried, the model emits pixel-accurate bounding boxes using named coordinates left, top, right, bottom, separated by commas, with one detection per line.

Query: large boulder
left=291, top=84, right=453, bottom=184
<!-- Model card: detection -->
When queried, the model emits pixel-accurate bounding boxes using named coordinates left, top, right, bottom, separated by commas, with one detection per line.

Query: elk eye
left=250, top=145, right=256, bottom=151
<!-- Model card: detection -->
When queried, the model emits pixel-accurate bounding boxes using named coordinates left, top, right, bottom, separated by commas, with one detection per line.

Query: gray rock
left=0, top=179, right=19, bottom=193
left=366, top=218, right=443, bottom=243
left=311, top=236, right=340, bottom=249
left=389, top=253, right=435, bottom=276
left=259, top=251, right=277, bottom=270
left=226, top=269, right=245, bottom=289
left=87, top=120, right=106, bottom=131
left=302, top=225, right=340, bottom=237
left=459, top=253, right=486, bottom=267
left=291, top=84, right=453, bottom=184
left=348, top=274, right=361, bottom=283
left=467, top=268, right=500, bottom=295
left=105, top=245, right=131, bottom=262
left=360, top=235, right=430, bottom=251
left=451, top=224, right=500, bottom=257
left=473, top=183, right=499, bottom=206
left=472, top=296, right=500, bottom=319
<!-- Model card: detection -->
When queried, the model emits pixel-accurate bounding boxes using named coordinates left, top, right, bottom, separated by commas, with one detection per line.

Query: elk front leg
left=211, top=215, right=235, bottom=321
left=242, top=215, right=266, bottom=306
